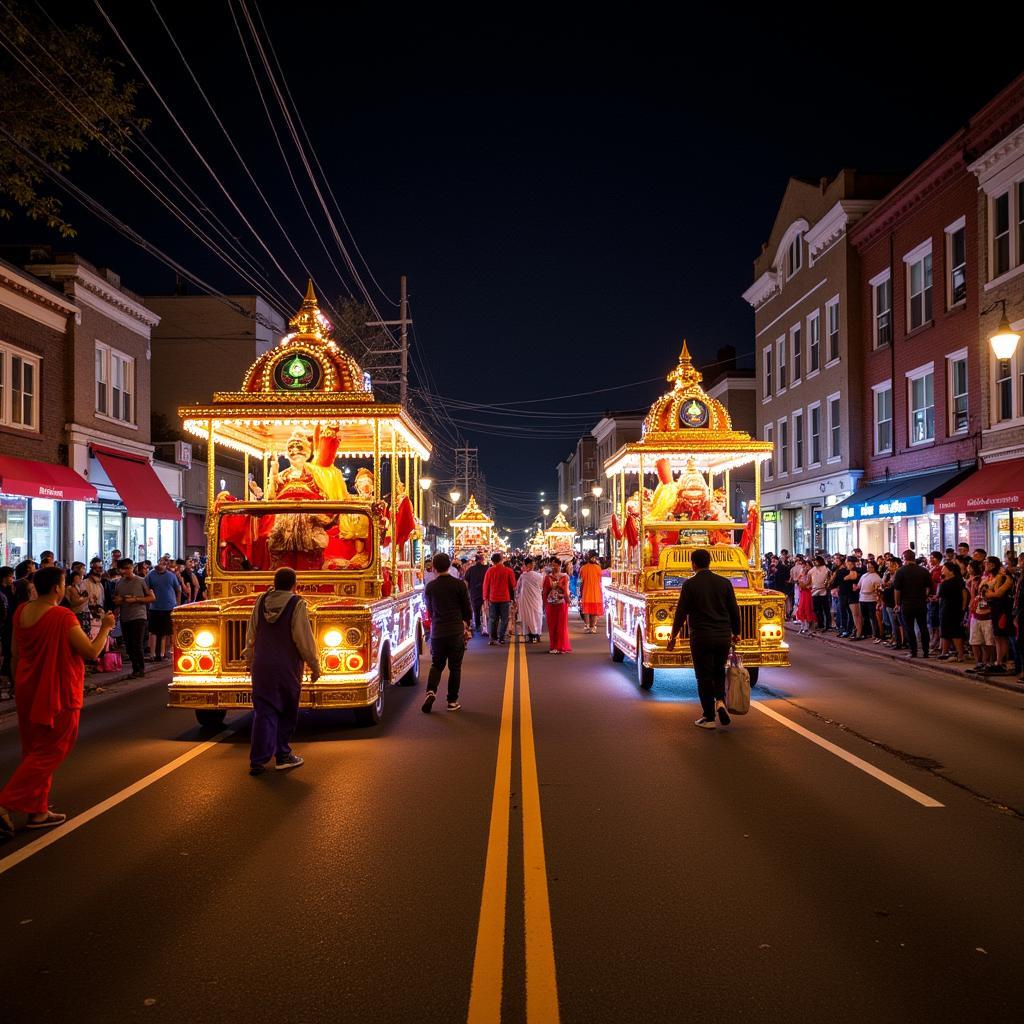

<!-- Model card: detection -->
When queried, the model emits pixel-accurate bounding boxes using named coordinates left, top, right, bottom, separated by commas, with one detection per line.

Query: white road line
left=0, top=728, right=234, bottom=877
left=752, top=702, right=944, bottom=808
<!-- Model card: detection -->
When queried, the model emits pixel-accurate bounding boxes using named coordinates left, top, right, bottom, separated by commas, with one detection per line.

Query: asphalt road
left=0, top=622, right=1021, bottom=1024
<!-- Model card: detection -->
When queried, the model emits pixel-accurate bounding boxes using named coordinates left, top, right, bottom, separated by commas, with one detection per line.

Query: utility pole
left=364, top=275, right=412, bottom=405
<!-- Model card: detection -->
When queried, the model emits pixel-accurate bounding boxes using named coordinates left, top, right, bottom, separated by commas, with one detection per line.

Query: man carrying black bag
left=667, top=548, right=741, bottom=730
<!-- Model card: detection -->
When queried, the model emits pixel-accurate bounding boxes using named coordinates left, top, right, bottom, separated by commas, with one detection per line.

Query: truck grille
left=739, top=605, right=757, bottom=639
left=224, top=619, right=248, bottom=668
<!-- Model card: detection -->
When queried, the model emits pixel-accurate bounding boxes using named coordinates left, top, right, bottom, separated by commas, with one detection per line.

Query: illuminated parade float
left=169, top=284, right=429, bottom=726
left=544, top=511, right=576, bottom=560
left=527, top=526, right=547, bottom=557
left=604, top=343, right=789, bottom=688
left=449, top=494, right=495, bottom=560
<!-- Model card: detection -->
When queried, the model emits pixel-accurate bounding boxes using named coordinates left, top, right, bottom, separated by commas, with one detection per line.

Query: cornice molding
left=804, top=200, right=877, bottom=264
left=742, top=270, right=780, bottom=310
left=968, top=123, right=1024, bottom=193
left=0, top=265, right=79, bottom=333
left=29, top=262, right=160, bottom=334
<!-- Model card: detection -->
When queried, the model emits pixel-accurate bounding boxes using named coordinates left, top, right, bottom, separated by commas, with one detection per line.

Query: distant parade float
left=604, top=342, right=789, bottom=689
left=449, top=494, right=495, bottom=560
left=544, top=510, right=576, bottom=560
left=169, top=283, right=429, bottom=727
left=527, top=526, right=547, bottom=557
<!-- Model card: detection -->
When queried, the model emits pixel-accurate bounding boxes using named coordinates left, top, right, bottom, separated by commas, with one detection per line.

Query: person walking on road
left=0, top=566, right=115, bottom=835
left=667, top=548, right=741, bottom=730
left=515, top=557, right=544, bottom=643
left=578, top=552, right=604, bottom=633
left=463, top=552, right=488, bottom=635
left=422, top=552, right=472, bottom=713
left=894, top=549, right=933, bottom=659
left=483, top=552, right=517, bottom=646
left=243, top=567, right=319, bottom=776
left=542, top=560, right=572, bottom=653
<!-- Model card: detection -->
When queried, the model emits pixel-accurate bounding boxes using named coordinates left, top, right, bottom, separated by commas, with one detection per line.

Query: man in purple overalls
left=243, top=567, right=320, bottom=776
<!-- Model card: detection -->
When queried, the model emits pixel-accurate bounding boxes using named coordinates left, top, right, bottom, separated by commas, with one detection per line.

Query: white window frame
left=903, top=240, right=934, bottom=333
left=776, top=336, right=787, bottom=393
left=827, top=392, right=842, bottom=463
left=991, top=190, right=1012, bottom=279
left=994, top=356, right=1014, bottom=423
left=870, top=269, right=892, bottom=349
left=945, top=217, right=967, bottom=309
left=763, top=344, right=773, bottom=402
left=808, top=401, right=822, bottom=468
left=792, top=409, right=804, bottom=472
left=946, top=348, right=968, bottom=436
left=786, top=232, right=803, bottom=279
left=95, top=342, right=136, bottom=426
left=906, top=361, right=935, bottom=447
left=790, top=323, right=802, bottom=387
left=807, top=310, right=820, bottom=377
left=872, top=379, right=893, bottom=455
left=825, top=296, right=840, bottom=366
left=777, top=417, right=789, bottom=477
left=764, top=423, right=774, bottom=480
left=0, top=340, right=41, bottom=431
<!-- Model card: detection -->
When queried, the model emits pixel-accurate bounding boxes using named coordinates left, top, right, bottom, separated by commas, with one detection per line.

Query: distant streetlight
left=449, top=489, right=461, bottom=504
left=542, top=507, right=550, bottom=517
left=987, top=299, right=1021, bottom=360
left=420, top=476, right=433, bottom=491
left=592, top=485, right=603, bottom=499
left=581, top=507, right=591, bottom=519
left=559, top=503, right=568, bottom=513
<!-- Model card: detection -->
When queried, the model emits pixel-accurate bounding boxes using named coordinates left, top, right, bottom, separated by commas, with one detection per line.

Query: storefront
left=0, top=454, right=96, bottom=563
left=761, top=509, right=779, bottom=556
left=934, top=457, right=1024, bottom=557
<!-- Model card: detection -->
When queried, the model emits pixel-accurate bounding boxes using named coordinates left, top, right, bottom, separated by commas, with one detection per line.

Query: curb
left=785, top=622, right=1024, bottom=694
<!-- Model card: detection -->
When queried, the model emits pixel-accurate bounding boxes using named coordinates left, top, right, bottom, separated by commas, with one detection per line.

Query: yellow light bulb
left=195, top=630, right=216, bottom=649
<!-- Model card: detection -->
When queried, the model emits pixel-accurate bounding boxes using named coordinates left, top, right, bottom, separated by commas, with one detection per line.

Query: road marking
left=752, top=702, right=944, bottom=808
left=0, top=728, right=234, bottom=877
left=518, top=641, right=560, bottom=1023
left=467, top=641, right=516, bottom=1023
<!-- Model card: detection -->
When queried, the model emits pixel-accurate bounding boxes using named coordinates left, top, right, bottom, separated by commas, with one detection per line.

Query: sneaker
left=488, top=640, right=497, bottom=646
left=987, top=664, right=1005, bottom=674
left=249, top=765, right=267, bottom=776
left=275, top=754, right=304, bottom=771
left=421, top=691, right=436, bottom=713
left=715, top=700, right=731, bottom=726
left=973, top=662, right=985, bottom=672
left=446, top=701, right=461, bottom=712
left=906, top=652, right=917, bottom=658
left=694, top=716, right=717, bottom=730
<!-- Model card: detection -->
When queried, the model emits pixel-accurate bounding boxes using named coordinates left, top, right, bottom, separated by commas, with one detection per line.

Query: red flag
left=394, top=495, right=416, bottom=549
left=611, top=513, right=623, bottom=540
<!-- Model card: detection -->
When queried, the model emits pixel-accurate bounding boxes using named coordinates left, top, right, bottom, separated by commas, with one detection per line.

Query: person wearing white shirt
left=808, top=557, right=832, bottom=632
left=856, top=561, right=883, bottom=640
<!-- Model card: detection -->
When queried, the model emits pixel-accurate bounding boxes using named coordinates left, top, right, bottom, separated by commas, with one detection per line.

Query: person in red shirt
left=927, top=551, right=944, bottom=654
left=482, top=553, right=517, bottom=645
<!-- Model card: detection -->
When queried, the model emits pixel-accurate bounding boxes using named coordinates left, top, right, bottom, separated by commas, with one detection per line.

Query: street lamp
left=419, top=476, right=433, bottom=491
left=559, top=503, right=568, bottom=513
left=449, top=489, right=461, bottom=505
left=986, top=299, right=1021, bottom=360
left=542, top=507, right=550, bottom=518
left=591, top=486, right=603, bottom=499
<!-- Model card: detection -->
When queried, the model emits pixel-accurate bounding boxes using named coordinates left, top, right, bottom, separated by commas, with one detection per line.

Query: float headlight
left=195, top=629, right=216, bottom=649
left=323, top=629, right=343, bottom=648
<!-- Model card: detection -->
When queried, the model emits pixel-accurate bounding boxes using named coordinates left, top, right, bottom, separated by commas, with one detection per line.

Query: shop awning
left=0, top=454, right=96, bottom=502
left=933, top=458, right=1024, bottom=514
left=822, top=468, right=969, bottom=524
left=91, top=445, right=180, bottom=520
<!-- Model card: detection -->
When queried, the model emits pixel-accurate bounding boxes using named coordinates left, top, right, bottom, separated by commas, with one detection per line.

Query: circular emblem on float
left=679, top=398, right=709, bottom=428
left=273, top=353, right=322, bottom=391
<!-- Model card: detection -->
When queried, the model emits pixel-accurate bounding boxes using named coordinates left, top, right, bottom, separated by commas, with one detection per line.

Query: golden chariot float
left=449, top=494, right=495, bottom=560
left=170, top=283, right=430, bottom=727
left=604, top=342, right=788, bottom=689
left=527, top=526, right=547, bottom=557
left=544, top=510, right=576, bottom=561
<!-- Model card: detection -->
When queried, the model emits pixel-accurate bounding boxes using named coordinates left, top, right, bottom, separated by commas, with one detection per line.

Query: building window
left=764, top=423, right=774, bottom=480
left=907, top=251, right=933, bottom=331
left=1019, top=182, right=1024, bottom=274
left=908, top=366, right=935, bottom=444
left=873, top=276, right=892, bottom=347
left=763, top=345, right=773, bottom=400
left=786, top=232, right=803, bottom=278
left=996, top=359, right=1012, bottom=421
left=828, top=395, right=841, bottom=460
left=0, top=342, right=40, bottom=431
left=793, top=410, right=803, bottom=471
left=808, top=311, right=820, bottom=373
left=778, top=418, right=788, bottom=475
left=809, top=403, right=821, bottom=466
left=791, top=325, right=802, bottom=385
left=95, top=343, right=135, bottom=424
left=777, top=337, right=787, bottom=391
left=874, top=383, right=893, bottom=454
left=826, top=298, right=840, bottom=363
left=994, top=192, right=1010, bottom=277
left=946, top=223, right=966, bottom=306
left=947, top=353, right=968, bottom=435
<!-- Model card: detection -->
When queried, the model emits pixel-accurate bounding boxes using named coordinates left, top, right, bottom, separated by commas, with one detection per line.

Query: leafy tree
left=0, top=3, right=145, bottom=237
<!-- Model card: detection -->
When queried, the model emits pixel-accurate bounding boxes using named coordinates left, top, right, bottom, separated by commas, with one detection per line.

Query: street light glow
left=592, top=485, right=603, bottom=499
left=420, top=476, right=433, bottom=490
left=449, top=490, right=461, bottom=504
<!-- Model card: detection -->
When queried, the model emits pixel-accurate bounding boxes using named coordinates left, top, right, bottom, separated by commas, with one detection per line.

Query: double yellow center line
left=468, top=639, right=560, bottom=1023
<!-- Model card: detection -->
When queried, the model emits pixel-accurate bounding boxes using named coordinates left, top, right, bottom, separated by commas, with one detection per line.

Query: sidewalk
left=785, top=621, right=1024, bottom=694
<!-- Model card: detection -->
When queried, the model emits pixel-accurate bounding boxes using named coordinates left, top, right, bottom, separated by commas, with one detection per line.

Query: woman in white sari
left=515, top=557, right=544, bottom=644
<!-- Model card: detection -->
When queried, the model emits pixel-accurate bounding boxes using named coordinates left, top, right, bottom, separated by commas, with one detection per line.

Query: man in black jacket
left=462, top=552, right=488, bottom=634
left=423, top=552, right=472, bottom=713
left=667, top=549, right=741, bottom=729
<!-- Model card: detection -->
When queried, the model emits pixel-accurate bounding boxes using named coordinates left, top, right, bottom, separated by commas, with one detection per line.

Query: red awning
left=933, top=458, right=1024, bottom=514
left=92, top=445, right=180, bottom=520
left=0, top=454, right=96, bottom=502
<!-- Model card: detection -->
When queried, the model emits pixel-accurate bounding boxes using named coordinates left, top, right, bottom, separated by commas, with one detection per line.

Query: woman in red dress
left=0, top=567, right=115, bottom=836
left=543, top=560, right=573, bottom=654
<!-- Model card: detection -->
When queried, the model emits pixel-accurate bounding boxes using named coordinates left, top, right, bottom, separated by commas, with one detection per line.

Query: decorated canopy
left=528, top=526, right=547, bottom=555
left=450, top=494, right=494, bottom=552
left=604, top=342, right=771, bottom=475
left=179, top=282, right=431, bottom=461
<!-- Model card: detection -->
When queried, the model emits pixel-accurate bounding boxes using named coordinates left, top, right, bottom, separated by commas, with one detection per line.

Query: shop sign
left=840, top=495, right=925, bottom=521
left=175, top=442, right=193, bottom=469
left=762, top=510, right=779, bottom=522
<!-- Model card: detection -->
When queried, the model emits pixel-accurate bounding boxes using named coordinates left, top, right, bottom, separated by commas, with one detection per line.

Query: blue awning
left=822, top=468, right=970, bottom=524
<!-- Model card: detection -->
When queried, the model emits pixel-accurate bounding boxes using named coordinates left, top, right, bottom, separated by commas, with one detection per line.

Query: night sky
left=4, top=7, right=1020, bottom=532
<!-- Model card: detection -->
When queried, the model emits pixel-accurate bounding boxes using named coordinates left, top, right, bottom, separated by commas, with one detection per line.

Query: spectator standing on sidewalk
left=145, top=557, right=181, bottom=662
left=808, top=556, right=831, bottom=632
left=243, top=567, right=319, bottom=775
left=894, top=549, right=933, bottom=659
left=927, top=552, right=944, bottom=654
left=463, top=552, right=488, bottom=635
left=837, top=556, right=861, bottom=639
left=114, top=559, right=154, bottom=678
left=667, top=548, right=741, bottom=730
left=984, top=556, right=1013, bottom=674
left=856, top=560, right=883, bottom=640
left=936, top=561, right=968, bottom=663
left=483, top=552, right=517, bottom=646
left=422, top=552, right=471, bottom=714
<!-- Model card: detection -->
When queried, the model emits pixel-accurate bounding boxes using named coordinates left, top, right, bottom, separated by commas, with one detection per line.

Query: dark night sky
left=5, top=6, right=1021, bottom=532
